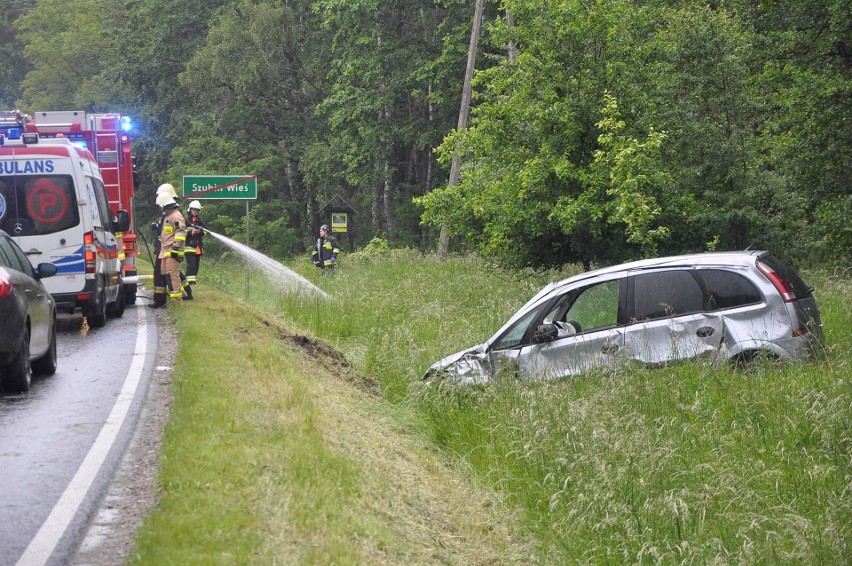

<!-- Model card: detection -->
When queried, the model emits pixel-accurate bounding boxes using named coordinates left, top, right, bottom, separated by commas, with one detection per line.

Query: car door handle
left=25, top=249, right=42, bottom=255
left=696, top=326, right=715, bottom=338
left=601, top=343, right=619, bottom=355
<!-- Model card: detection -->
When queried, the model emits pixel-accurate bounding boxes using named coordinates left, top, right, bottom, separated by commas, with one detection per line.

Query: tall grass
left=202, top=248, right=851, bottom=563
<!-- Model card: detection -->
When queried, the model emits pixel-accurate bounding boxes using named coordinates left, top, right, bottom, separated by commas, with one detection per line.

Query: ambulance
left=0, top=132, right=126, bottom=327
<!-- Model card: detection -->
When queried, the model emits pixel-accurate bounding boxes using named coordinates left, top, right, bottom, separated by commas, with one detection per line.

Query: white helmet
left=156, top=192, right=177, bottom=208
left=156, top=183, right=178, bottom=198
left=188, top=200, right=202, bottom=210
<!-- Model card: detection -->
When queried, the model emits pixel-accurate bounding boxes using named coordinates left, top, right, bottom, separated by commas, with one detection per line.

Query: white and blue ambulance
left=0, top=132, right=126, bottom=327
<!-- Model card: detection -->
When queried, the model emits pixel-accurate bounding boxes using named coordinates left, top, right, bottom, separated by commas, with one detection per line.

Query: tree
left=0, top=0, right=33, bottom=108
left=437, top=0, right=484, bottom=260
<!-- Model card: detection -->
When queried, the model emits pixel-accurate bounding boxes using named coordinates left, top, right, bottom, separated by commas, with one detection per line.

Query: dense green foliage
left=202, top=250, right=851, bottom=563
left=4, top=0, right=850, bottom=266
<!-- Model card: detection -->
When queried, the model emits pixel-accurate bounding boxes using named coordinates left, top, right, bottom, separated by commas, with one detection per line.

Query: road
left=0, top=302, right=159, bottom=566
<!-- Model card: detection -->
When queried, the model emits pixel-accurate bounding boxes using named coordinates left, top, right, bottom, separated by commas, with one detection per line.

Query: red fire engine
left=0, top=109, right=140, bottom=303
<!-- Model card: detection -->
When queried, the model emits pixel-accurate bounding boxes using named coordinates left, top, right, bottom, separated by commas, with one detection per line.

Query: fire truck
left=0, top=109, right=140, bottom=304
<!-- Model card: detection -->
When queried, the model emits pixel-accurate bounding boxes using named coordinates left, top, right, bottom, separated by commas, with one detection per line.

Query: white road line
left=16, top=307, right=149, bottom=566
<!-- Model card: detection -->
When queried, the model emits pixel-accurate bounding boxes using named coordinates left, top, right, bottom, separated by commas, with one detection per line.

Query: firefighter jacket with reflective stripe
left=315, top=234, right=340, bottom=267
left=158, top=207, right=187, bottom=259
left=185, top=212, right=206, bottom=253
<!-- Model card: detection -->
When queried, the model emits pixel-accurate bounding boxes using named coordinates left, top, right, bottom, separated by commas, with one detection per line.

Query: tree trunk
left=383, top=161, right=395, bottom=243
left=437, top=0, right=484, bottom=261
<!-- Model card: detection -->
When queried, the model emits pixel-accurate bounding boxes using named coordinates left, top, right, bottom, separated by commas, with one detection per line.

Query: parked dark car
left=0, top=229, right=58, bottom=392
left=425, top=251, right=825, bottom=385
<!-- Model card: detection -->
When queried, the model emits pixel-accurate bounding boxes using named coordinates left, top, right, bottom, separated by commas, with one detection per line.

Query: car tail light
left=84, top=231, right=96, bottom=274
left=757, top=259, right=797, bottom=302
left=0, top=274, right=12, bottom=298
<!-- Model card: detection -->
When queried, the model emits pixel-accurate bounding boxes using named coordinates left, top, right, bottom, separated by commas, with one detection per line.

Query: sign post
left=182, top=175, right=257, bottom=200
left=183, top=175, right=258, bottom=246
left=183, top=175, right=258, bottom=297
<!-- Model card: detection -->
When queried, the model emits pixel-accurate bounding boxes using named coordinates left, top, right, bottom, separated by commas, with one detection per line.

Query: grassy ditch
left=130, top=286, right=533, bottom=564
left=139, top=249, right=850, bottom=564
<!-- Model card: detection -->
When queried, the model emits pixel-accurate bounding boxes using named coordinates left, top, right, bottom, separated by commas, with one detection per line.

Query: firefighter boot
left=149, top=285, right=167, bottom=308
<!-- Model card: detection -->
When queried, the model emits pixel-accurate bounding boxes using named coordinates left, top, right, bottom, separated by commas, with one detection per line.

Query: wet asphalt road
left=0, top=302, right=158, bottom=566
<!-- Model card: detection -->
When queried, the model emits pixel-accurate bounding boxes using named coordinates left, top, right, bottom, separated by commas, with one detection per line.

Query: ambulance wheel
left=108, top=284, right=126, bottom=318
left=88, top=288, right=108, bottom=328
left=125, top=284, right=137, bottom=305
left=3, top=328, right=32, bottom=393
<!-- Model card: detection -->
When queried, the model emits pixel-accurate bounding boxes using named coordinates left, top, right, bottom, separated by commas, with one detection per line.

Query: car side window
left=0, top=236, right=34, bottom=277
left=633, top=270, right=703, bottom=321
left=0, top=237, right=11, bottom=266
left=695, top=269, right=762, bottom=310
left=563, top=280, right=620, bottom=332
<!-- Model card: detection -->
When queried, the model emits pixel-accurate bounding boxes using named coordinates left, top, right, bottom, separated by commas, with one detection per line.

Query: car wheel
left=108, top=283, right=126, bottom=318
left=88, top=287, right=108, bottom=328
left=3, top=328, right=32, bottom=393
left=733, top=350, right=780, bottom=371
left=32, top=322, right=57, bottom=376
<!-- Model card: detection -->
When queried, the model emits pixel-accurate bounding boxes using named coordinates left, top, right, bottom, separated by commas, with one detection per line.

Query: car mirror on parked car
left=533, top=324, right=559, bottom=343
left=36, top=263, right=58, bottom=279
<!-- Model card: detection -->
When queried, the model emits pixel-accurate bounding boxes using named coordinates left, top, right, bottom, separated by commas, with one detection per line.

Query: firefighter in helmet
left=156, top=192, right=188, bottom=302
left=150, top=184, right=192, bottom=306
left=184, top=200, right=206, bottom=285
left=311, top=224, right=340, bottom=273
left=150, top=184, right=176, bottom=307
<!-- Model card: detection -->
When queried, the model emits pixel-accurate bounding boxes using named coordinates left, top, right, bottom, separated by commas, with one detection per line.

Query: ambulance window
left=0, top=175, right=79, bottom=236
left=91, top=178, right=113, bottom=229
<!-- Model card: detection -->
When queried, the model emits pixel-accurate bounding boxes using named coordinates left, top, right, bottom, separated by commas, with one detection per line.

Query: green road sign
left=183, top=175, right=257, bottom=200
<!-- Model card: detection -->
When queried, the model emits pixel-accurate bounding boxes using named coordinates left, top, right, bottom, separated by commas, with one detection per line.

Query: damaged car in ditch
left=423, top=251, right=824, bottom=385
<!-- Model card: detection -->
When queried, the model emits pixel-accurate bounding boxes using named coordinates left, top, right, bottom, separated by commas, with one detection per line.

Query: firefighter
left=150, top=184, right=192, bottom=308
left=184, top=200, right=206, bottom=285
left=156, top=192, right=188, bottom=303
left=310, top=224, right=340, bottom=273
left=149, top=184, right=176, bottom=307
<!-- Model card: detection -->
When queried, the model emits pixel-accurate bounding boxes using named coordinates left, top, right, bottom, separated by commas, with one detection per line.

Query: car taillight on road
left=84, top=231, right=96, bottom=274
left=0, top=274, right=12, bottom=297
left=757, top=259, right=797, bottom=302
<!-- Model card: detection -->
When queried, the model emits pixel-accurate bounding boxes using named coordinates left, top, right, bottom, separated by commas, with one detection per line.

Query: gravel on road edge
left=73, top=306, right=176, bottom=566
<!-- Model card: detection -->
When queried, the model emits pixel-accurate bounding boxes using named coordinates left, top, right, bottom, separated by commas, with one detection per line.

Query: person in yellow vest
left=184, top=200, right=206, bottom=285
left=156, top=193, right=187, bottom=302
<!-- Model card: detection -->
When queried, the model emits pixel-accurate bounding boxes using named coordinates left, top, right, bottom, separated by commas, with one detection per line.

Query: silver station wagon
left=424, top=251, right=824, bottom=385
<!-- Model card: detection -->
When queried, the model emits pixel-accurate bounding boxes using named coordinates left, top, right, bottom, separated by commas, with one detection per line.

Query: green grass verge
left=137, top=249, right=851, bottom=564
left=130, top=286, right=533, bottom=564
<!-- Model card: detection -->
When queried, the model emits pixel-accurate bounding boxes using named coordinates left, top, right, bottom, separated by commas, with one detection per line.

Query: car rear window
left=694, top=269, right=762, bottom=310
left=0, top=175, right=80, bottom=236
left=759, top=254, right=814, bottom=299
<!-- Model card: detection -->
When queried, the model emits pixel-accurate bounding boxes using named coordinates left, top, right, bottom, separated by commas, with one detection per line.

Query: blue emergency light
left=121, top=116, right=132, bottom=132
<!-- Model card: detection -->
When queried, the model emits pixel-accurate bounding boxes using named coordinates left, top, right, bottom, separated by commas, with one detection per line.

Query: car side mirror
left=115, top=209, right=130, bottom=232
left=533, top=323, right=559, bottom=343
left=36, top=263, right=58, bottom=279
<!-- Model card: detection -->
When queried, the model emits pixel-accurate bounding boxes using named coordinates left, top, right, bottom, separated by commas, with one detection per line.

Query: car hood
left=423, top=342, right=493, bottom=385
